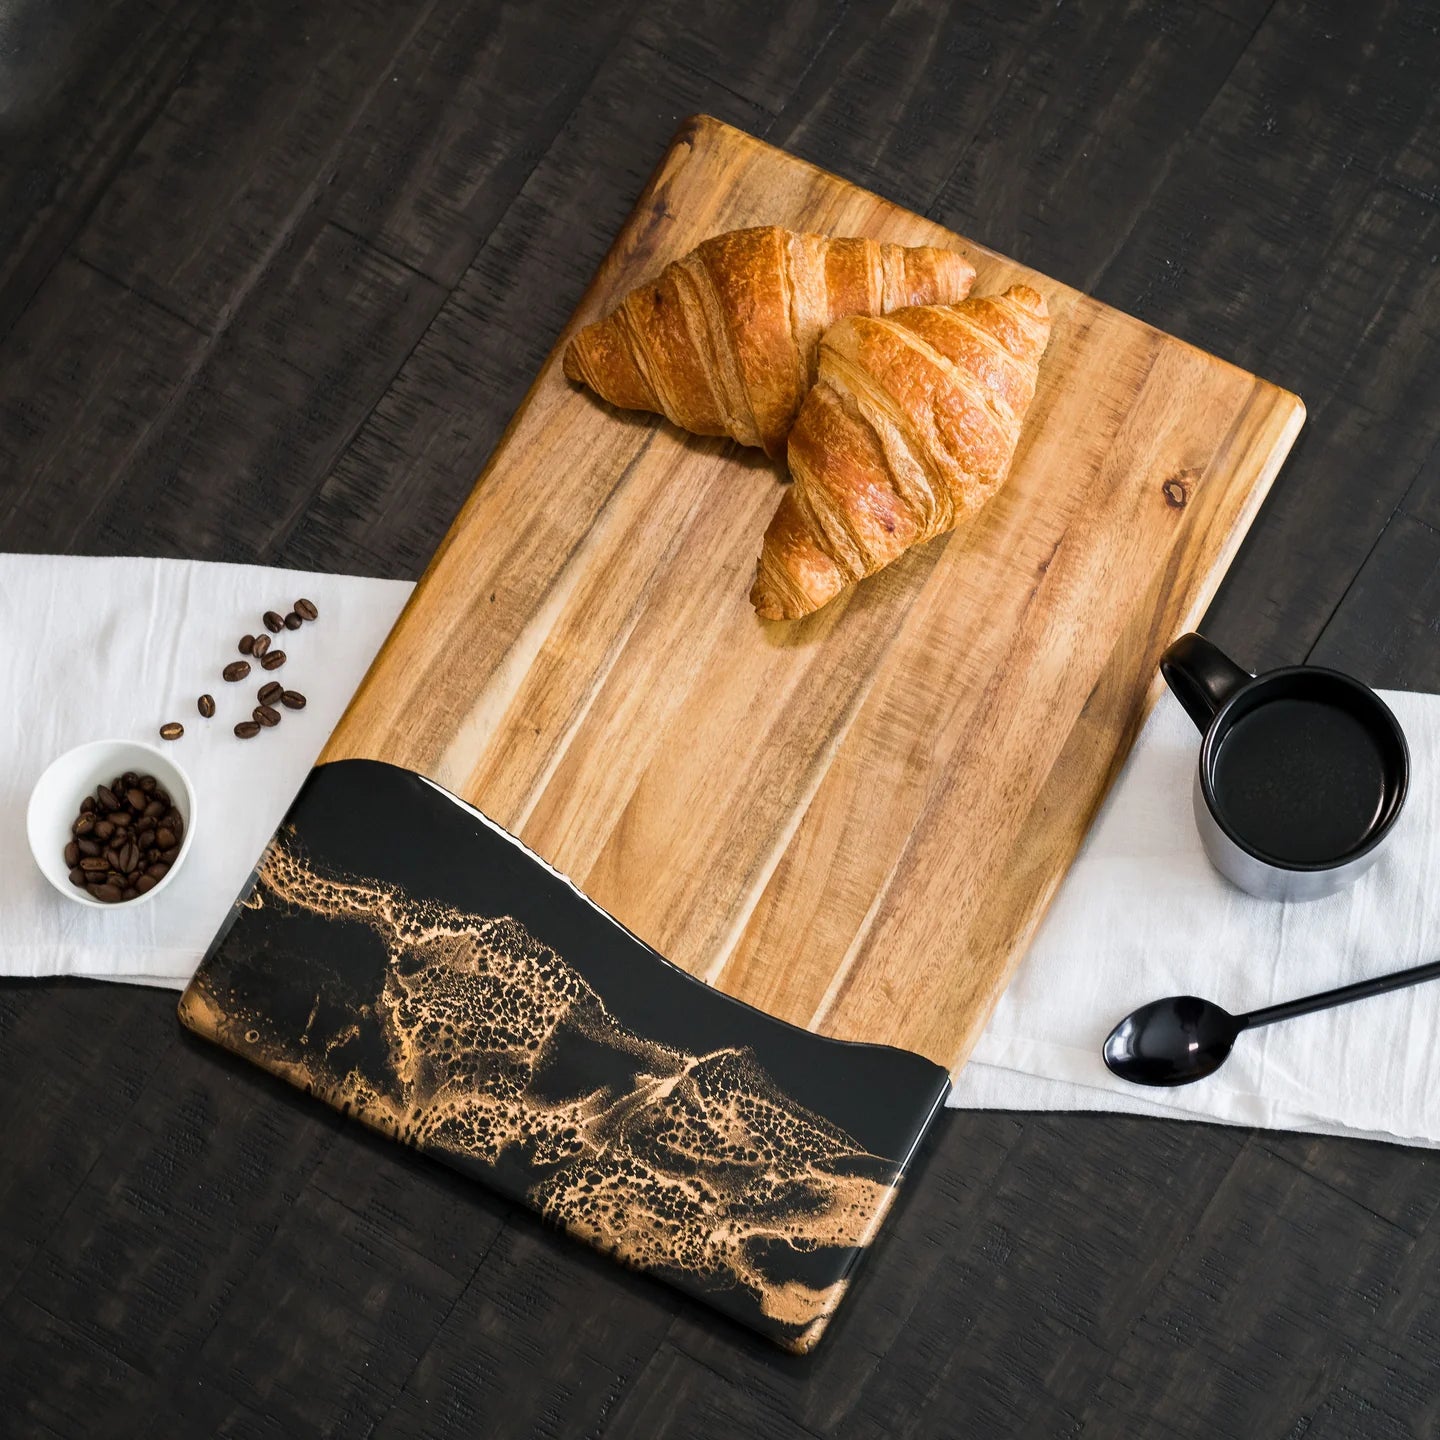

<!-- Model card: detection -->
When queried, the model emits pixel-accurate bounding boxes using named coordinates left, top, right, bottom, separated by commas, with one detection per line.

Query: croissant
left=563, top=226, right=976, bottom=458
left=750, top=285, right=1052, bottom=620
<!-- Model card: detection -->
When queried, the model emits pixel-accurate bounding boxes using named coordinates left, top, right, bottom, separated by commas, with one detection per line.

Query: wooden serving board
left=320, top=115, right=1304, bottom=1073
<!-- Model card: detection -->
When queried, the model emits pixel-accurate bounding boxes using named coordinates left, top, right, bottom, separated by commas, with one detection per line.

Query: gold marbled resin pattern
left=180, top=832, right=904, bottom=1351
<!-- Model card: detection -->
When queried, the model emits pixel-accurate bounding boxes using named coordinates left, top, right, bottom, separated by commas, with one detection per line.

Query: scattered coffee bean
left=198, top=693, right=216, bottom=718
left=97, top=785, right=120, bottom=812
left=284, top=611, right=302, bottom=630
left=280, top=689, right=306, bottom=710
left=223, top=660, right=251, bottom=682
left=68, top=867, right=87, bottom=888
left=254, top=704, right=281, bottom=728
left=263, top=610, right=285, bottom=633
left=234, top=720, right=261, bottom=739
left=160, top=720, right=184, bottom=740
left=294, top=597, right=318, bottom=621
left=239, top=634, right=255, bottom=655
left=91, top=883, right=123, bottom=904
left=251, top=632, right=271, bottom=658
left=260, top=649, right=286, bottom=671
left=257, top=681, right=283, bottom=705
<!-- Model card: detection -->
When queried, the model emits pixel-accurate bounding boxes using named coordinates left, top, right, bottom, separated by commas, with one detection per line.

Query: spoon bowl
left=1103, top=995, right=1243, bottom=1086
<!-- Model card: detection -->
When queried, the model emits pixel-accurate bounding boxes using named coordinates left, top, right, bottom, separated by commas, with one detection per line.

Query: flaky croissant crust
left=563, top=226, right=976, bottom=457
left=751, top=285, right=1052, bottom=619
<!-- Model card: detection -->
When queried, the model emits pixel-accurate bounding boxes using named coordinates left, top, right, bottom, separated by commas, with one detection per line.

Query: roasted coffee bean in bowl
left=27, top=739, right=197, bottom=908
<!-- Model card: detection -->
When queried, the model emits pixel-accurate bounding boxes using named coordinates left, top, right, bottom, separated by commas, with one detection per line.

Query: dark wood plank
left=0, top=0, right=218, bottom=340
left=0, top=256, right=207, bottom=555
left=71, top=0, right=435, bottom=331
left=1076, top=1141, right=1418, bottom=1438
left=324, top=0, right=639, bottom=287
left=1308, top=513, right=1440, bottom=689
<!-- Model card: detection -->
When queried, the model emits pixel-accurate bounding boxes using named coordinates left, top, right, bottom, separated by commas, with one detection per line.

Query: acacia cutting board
left=320, top=115, right=1303, bottom=1071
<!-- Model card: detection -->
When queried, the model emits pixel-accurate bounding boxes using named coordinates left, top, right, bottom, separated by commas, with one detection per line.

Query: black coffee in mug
left=1161, top=634, right=1408, bottom=900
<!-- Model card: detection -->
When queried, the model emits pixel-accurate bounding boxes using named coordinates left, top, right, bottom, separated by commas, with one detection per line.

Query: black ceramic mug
left=1160, top=634, right=1409, bottom=901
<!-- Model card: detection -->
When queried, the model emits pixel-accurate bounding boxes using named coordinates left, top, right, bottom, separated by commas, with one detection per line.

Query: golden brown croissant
left=750, top=285, right=1052, bottom=619
left=563, top=226, right=976, bottom=458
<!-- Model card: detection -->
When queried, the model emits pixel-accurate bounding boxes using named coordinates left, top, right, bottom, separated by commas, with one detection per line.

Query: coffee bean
left=257, top=681, right=283, bottom=705
left=91, top=823, right=112, bottom=844
left=73, top=813, right=94, bottom=836
left=284, top=611, right=302, bottom=630
left=69, top=867, right=87, bottom=888
left=254, top=704, right=281, bottom=727
left=97, top=785, right=120, bottom=812
left=64, top=841, right=80, bottom=867
left=280, top=689, right=306, bottom=710
left=295, top=597, right=318, bottom=621
left=126, top=787, right=146, bottom=811
left=263, top=610, right=285, bottom=633
left=260, top=649, right=286, bottom=670
left=121, top=771, right=139, bottom=788
left=155, top=827, right=176, bottom=850
left=121, top=842, right=140, bottom=874
left=234, top=720, right=261, bottom=739
left=239, top=634, right=255, bottom=655
left=136, top=874, right=158, bottom=895
left=146, top=862, right=170, bottom=881
left=140, top=775, right=156, bottom=792
left=146, top=848, right=161, bottom=863
left=91, top=884, right=123, bottom=903
left=110, top=811, right=131, bottom=829
left=80, top=856, right=109, bottom=873
left=122, top=887, right=139, bottom=900
left=142, top=799, right=164, bottom=820
left=251, top=632, right=271, bottom=658
left=198, top=693, right=216, bottom=718
left=165, top=814, right=183, bottom=839
left=160, top=846, right=180, bottom=863
left=138, top=828, right=155, bottom=849
left=77, top=837, right=101, bottom=857
left=223, top=660, right=251, bottom=682
left=160, top=721, right=184, bottom=741
left=80, top=796, right=95, bottom=814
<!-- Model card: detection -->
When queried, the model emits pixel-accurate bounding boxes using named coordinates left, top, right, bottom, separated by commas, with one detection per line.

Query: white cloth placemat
left=4, top=554, right=1436, bottom=1148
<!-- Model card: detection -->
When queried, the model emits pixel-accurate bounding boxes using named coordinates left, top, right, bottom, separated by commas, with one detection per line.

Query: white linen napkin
left=4, top=555, right=1436, bottom=1148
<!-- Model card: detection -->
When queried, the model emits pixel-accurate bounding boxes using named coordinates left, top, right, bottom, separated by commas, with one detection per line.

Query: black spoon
left=1103, top=956, right=1440, bottom=1086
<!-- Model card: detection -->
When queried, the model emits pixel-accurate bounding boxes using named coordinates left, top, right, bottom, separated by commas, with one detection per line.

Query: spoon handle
left=1239, top=957, right=1440, bottom=1030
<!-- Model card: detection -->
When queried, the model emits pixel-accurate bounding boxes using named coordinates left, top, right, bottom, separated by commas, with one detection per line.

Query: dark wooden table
left=4, top=2, right=1439, bottom=1435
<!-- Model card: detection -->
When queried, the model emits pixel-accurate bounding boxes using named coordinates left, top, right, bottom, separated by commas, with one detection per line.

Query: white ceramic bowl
left=27, top=739, right=197, bottom=907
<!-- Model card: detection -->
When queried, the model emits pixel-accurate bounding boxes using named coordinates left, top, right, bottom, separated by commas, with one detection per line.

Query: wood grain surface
left=5, top=2, right=1440, bottom=1436
left=321, top=116, right=1303, bottom=1068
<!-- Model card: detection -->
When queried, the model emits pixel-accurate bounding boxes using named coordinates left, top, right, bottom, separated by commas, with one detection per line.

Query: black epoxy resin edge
left=179, top=759, right=951, bottom=1352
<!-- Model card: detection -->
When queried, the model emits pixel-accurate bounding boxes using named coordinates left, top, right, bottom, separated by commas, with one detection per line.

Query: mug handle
left=1160, top=633, right=1252, bottom=733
